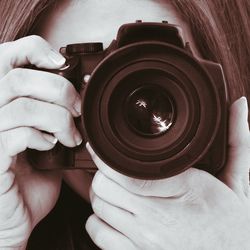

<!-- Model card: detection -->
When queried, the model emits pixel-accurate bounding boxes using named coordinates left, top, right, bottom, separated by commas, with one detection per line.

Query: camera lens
left=126, top=85, right=175, bottom=136
left=83, top=42, right=224, bottom=179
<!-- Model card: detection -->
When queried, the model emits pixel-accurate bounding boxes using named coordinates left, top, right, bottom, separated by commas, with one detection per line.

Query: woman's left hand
left=86, top=97, right=250, bottom=250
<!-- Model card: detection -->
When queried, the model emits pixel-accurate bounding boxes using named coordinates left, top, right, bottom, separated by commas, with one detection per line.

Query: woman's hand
left=86, top=97, right=250, bottom=250
left=0, top=36, right=82, bottom=249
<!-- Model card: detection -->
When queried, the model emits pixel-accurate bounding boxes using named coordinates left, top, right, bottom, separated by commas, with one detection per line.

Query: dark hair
left=172, top=0, right=250, bottom=103
left=1, top=0, right=249, bottom=103
left=0, top=0, right=249, bottom=249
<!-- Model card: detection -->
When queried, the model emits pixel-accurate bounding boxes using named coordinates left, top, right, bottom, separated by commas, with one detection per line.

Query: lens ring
left=106, top=66, right=195, bottom=157
left=82, top=42, right=223, bottom=179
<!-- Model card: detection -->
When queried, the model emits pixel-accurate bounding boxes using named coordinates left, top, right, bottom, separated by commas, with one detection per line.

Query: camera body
left=28, top=21, right=228, bottom=179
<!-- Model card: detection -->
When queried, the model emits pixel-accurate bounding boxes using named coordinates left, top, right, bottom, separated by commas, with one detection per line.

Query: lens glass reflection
left=126, top=85, right=175, bottom=136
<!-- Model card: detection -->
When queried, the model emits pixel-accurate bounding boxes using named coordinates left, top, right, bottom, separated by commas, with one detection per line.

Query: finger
left=0, top=98, right=82, bottom=147
left=86, top=142, right=192, bottom=197
left=0, top=178, right=32, bottom=247
left=0, top=195, right=31, bottom=248
left=91, top=171, right=194, bottom=221
left=0, top=35, right=66, bottom=78
left=0, top=127, right=57, bottom=156
left=91, top=171, right=148, bottom=214
left=218, top=97, right=250, bottom=198
left=0, top=68, right=81, bottom=116
left=86, top=214, right=137, bottom=250
left=0, top=127, right=57, bottom=173
left=90, top=194, right=136, bottom=238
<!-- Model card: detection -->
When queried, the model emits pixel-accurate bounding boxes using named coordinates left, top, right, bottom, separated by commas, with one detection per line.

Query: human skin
left=0, top=0, right=250, bottom=249
left=0, top=35, right=82, bottom=249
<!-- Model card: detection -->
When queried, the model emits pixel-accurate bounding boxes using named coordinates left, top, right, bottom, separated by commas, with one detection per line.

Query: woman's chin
left=62, top=169, right=94, bottom=203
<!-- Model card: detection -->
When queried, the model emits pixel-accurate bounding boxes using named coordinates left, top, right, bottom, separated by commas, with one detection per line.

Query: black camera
left=28, top=21, right=228, bottom=179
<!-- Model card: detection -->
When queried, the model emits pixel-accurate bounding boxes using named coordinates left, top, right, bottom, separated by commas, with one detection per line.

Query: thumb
left=86, top=142, right=195, bottom=197
left=0, top=35, right=66, bottom=78
left=218, top=97, right=250, bottom=198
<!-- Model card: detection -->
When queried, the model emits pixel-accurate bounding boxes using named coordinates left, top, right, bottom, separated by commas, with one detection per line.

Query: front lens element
left=126, top=85, right=175, bottom=136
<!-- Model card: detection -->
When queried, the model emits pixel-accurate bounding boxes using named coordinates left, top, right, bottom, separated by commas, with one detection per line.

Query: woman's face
left=35, top=0, right=200, bottom=202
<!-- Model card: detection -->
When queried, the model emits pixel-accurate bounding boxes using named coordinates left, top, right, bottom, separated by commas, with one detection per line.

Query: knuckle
left=0, top=128, right=32, bottom=156
left=57, top=77, right=72, bottom=99
left=25, top=35, right=47, bottom=50
left=21, top=127, right=34, bottom=140
left=179, top=172, right=211, bottom=210
left=7, top=67, right=24, bottom=80
left=0, top=132, right=11, bottom=154
left=5, top=68, right=25, bottom=94
left=15, top=97, right=37, bottom=114
left=91, top=195, right=104, bottom=220
left=180, top=188, right=201, bottom=208
left=0, top=42, right=12, bottom=56
left=0, top=171, right=15, bottom=195
left=59, top=108, right=74, bottom=130
left=89, top=186, right=94, bottom=201
left=91, top=196, right=103, bottom=216
left=53, top=76, right=77, bottom=107
left=131, top=179, right=152, bottom=192
left=91, top=171, right=103, bottom=194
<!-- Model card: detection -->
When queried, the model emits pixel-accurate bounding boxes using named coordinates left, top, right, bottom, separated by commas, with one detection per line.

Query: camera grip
left=27, top=143, right=97, bottom=173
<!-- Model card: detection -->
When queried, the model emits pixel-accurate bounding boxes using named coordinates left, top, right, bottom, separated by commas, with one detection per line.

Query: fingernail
left=73, top=96, right=82, bottom=116
left=237, top=96, right=247, bottom=105
left=43, top=133, right=58, bottom=144
left=74, top=130, right=83, bottom=146
left=238, top=96, right=248, bottom=113
left=48, top=49, right=66, bottom=66
left=86, top=142, right=93, bottom=155
left=239, top=96, right=247, bottom=102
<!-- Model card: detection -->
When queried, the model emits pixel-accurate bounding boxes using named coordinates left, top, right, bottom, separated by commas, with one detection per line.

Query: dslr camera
left=29, top=21, right=228, bottom=179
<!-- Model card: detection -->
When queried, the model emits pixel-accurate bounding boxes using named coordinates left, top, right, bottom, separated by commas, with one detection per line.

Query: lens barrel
left=82, top=42, right=221, bottom=179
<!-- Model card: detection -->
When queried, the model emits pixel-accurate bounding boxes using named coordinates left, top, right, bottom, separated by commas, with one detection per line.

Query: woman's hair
left=172, top=0, right=250, bottom=104
left=1, top=0, right=250, bottom=102
left=0, top=0, right=52, bottom=41
left=0, top=0, right=249, bottom=249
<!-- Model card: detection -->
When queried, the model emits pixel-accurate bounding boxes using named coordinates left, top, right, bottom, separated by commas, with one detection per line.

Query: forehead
left=34, top=0, right=194, bottom=51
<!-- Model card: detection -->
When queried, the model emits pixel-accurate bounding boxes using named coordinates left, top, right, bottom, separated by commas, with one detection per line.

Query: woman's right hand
left=0, top=36, right=82, bottom=249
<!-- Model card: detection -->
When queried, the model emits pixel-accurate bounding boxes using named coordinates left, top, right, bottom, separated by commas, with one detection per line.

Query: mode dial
left=66, top=43, right=103, bottom=55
